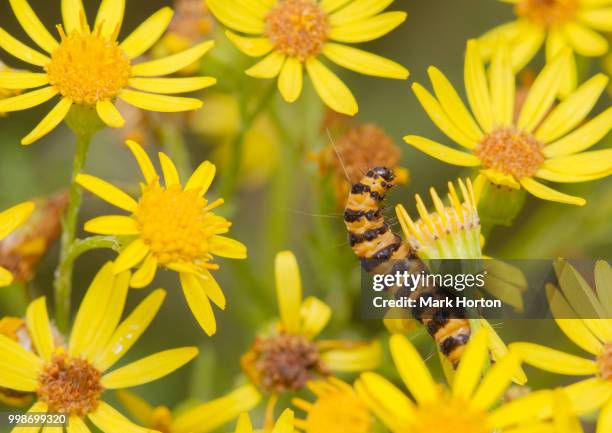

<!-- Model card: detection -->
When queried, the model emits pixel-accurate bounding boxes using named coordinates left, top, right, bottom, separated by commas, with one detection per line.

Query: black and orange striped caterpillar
left=344, top=167, right=471, bottom=366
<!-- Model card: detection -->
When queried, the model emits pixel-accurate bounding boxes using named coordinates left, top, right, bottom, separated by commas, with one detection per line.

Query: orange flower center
left=37, top=353, right=103, bottom=417
left=515, top=0, right=578, bottom=27
left=265, top=0, right=330, bottom=62
left=135, top=183, right=226, bottom=265
left=475, top=127, right=545, bottom=179
left=242, top=333, right=329, bottom=393
left=412, top=395, right=489, bottom=433
left=599, top=342, right=612, bottom=380
left=46, top=27, right=131, bottom=105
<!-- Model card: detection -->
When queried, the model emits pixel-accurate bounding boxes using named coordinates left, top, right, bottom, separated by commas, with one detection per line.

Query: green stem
left=53, top=132, right=92, bottom=333
left=221, top=83, right=277, bottom=199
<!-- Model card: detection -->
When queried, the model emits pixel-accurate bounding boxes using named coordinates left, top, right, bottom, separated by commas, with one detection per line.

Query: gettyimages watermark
left=360, top=258, right=612, bottom=320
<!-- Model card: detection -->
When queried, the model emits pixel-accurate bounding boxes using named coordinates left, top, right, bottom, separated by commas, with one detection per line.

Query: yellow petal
left=119, top=89, right=202, bottom=112
left=323, top=43, right=408, bottom=79
left=225, top=31, right=273, bottom=57
left=0, top=266, right=13, bottom=287
left=555, top=319, right=603, bottom=356
left=130, top=76, right=216, bottom=94
left=480, top=319, right=527, bottom=385
left=356, top=372, right=415, bottom=428
left=102, top=347, right=198, bottom=389
left=84, top=215, right=140, bottom=235
left=197, top=270, right=226, bottom=310
left=0, top=86, right=58, bottom=113
left=403, top=135, right=481, bottom=166
left=535, top=168, right=612, bottom=183
left=113, top=239, right=150, bottom=273
left=171, top=385, right=262, bottom=433
left=306, top=57, right=358, bottom=115
left=61, top=0, right=85, bottom=34
left=564, top=378, right=612, bottom=416
left=271, top=409, right=294, bottom=433
left=389, top=334, right=438, bottom=403
left=96, top=100, right=125, bottom=128
left=76, top=174, right=138, bottom=212
left=0, top=72, right=49, bottom=89
left=115, top=390, right=154, bottom=427
left=329, top=11, right=406, bottom=43
left=129, top=254, right=158, bottom=289
left=185, top=161, right=216, bottom=194
left=427, top=66, right=483, bottom=142
left=453, top=328, right=489, bottom=399
left=125, top=139, right=158, bottom=183
left=543, top=149, right=612, bottom=176
left=0, top=27, right=51, bottom=66
left=245, top=51, right=286, bottom=78
left=21, top=96, right=72, bottom=145
left=543, top=107, right=612, bottom=157
left=9, top=0, right=58, bottom=53
left=595, top=261, right=612, bottom=317
left=278, top=57, right=303, bottom=103
left=94, top=289, right=166, bottom=371
left=563, top=21, right=609, bottom=56
left=274, top=250, right=302, bottom=334
left=488, top=390, right=554, bottom=429
left=578, top=7, right=612, bottom=31
left=300, top=296, right=331, bottom=339
left=235, top=413, right=254, bottom=433
left=120, top=7, right=174, bottom=58
left=597, top=398, right=612, bottom=433
left=210, top=236, right=247, bottom=259
left=320, top=0, right=352, bottom=13
left=25, top=297, right=54, bottom=362
left=181, top=272, right=217, bottom=335
left=510, top=342, right=598, bottom=375
left=0, top=334, right=41, bottom=391
left=536, top=73, right=608, bottom=143
left=329, top=0, right=395, bottom=26
left=321, top=341, right=382, bottom=371
left=464, top=39, right=493, bottom=132
left=82, top=271, right=131, bottom=361
left=471, top=351, right=521, bottom=410
left=132, top=40, right=214, bottom=77
left=67, top=414, right=93, bottom=433
left=95, top=0, right=125, bottom=38
left=0, top=201, right=34, bottom=240
left=508, top=23, right=545, bottom=71
left=411, top=82, right=477, bottom=149
left=88, top=401, right=155, bottom=433
left=489, top=40, right=514, bottom=127
left=69, top=262, right=114, bottom=355
left=519, top=177, right=585, bottom=206
left=158, top=152, right=181, bottom=186
left=12, top=402, right=49, bottom=433
left=206, top=0, right=265, bottom=34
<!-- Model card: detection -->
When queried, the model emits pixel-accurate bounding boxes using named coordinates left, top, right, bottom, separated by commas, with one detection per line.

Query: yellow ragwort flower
left=0, top=201, right=34, bottom=286
left=0, top=262, right=198, bottom=432
left=405, top=40, right=612, bottom=206
left=241, top=251, right=381, bottom=396
left=76, top=140, right=247, bottom=336
left=356, top=329, right=556, bottom=433
left=0, top=0, right=217, bottom=145
left=511, top=260, right=612, bottom=433
left=234, top=409, right=295, bottom=433
left=207, top=0, right=409, bottom=115
left=479, top=0, right=612, bottom=95
left=292, top=378, right=375, bottom=433
left=116, top=385, right=261, bottom=433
